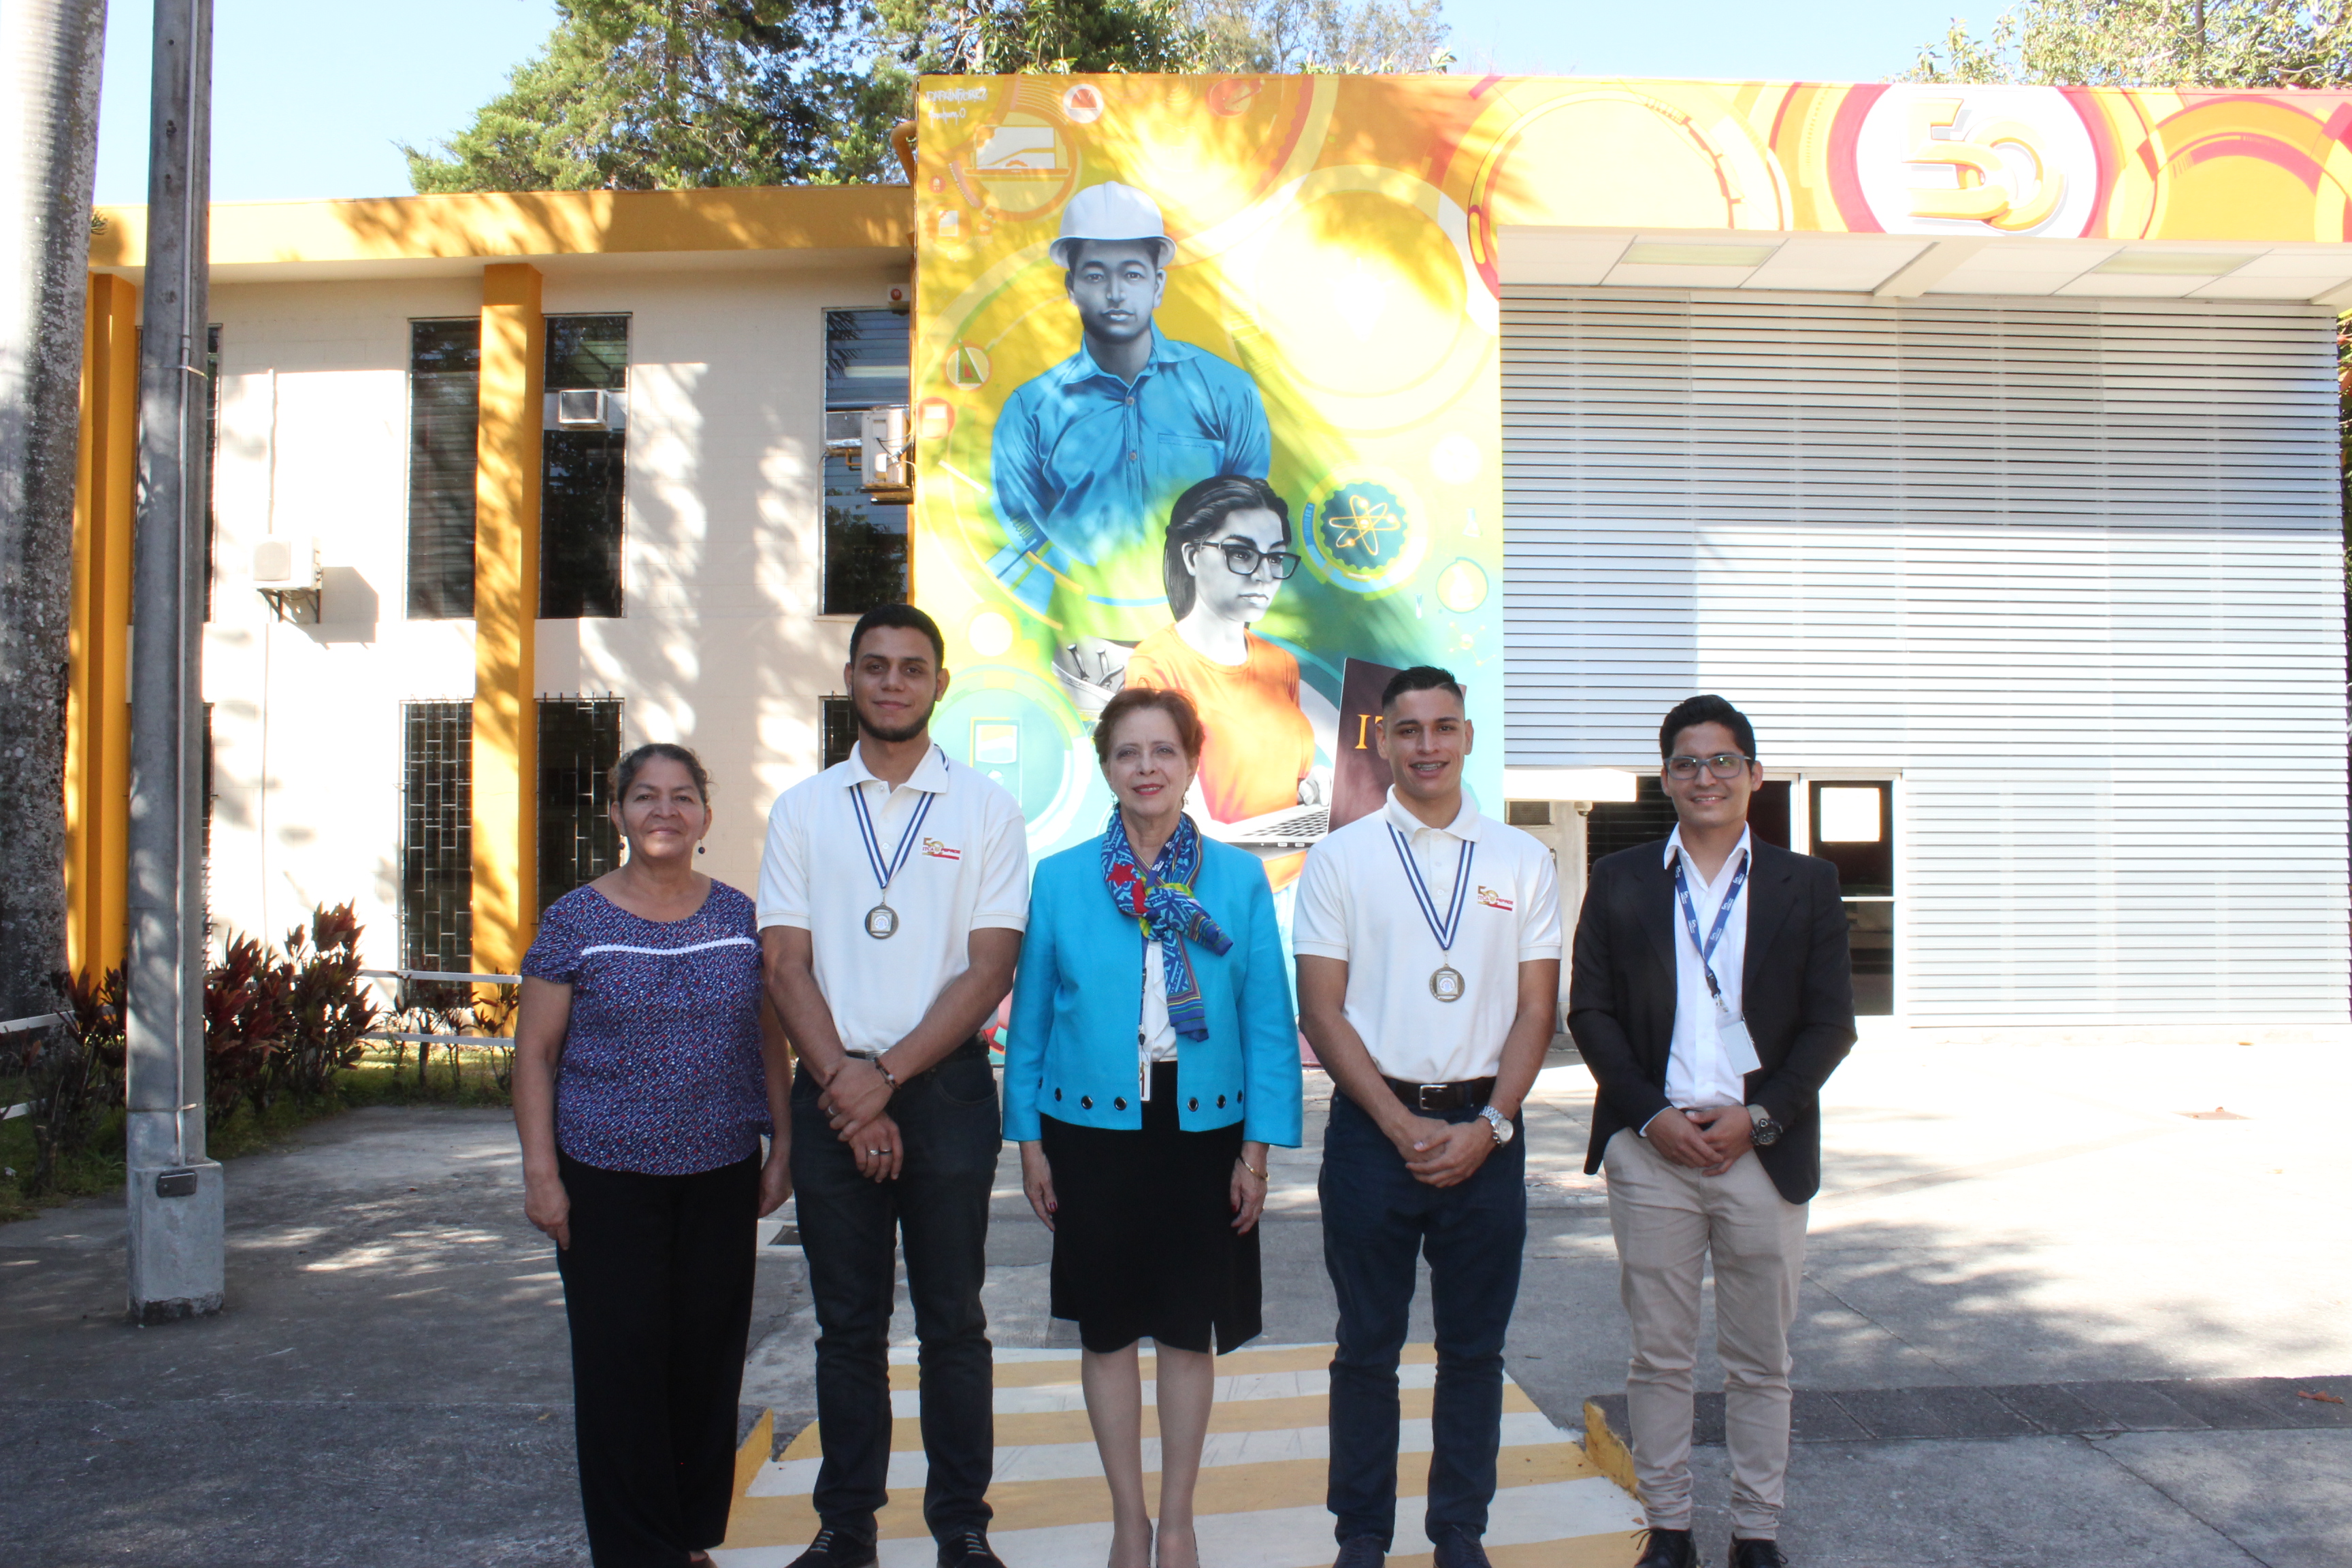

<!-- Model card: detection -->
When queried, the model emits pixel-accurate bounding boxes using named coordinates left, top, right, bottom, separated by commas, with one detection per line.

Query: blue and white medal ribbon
left=1671, top=849, right=1750, bottom=1008
left=1388, top=824, right=1475, bottom=1003
left=849, top=760, right=938, bottom=939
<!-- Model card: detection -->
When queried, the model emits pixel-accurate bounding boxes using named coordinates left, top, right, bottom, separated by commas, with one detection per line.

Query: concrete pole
left=125, top=0, right=218, bottom=1322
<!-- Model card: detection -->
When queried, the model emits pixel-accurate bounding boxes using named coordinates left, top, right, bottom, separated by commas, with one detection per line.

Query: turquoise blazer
left=1003, top=833, right=1303, bottom=1146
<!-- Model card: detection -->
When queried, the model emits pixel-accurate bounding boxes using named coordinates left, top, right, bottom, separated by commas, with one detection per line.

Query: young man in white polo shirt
left=760, top=604, right=1030, bottom=1568
left=1293, top=666, right=1563, bottom=1568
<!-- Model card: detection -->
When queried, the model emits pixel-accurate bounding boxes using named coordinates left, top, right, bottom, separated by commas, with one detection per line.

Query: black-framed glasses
left=1198, top=538, right=1300, bottom=580
left=1665, top=752, right=1754, bottom=780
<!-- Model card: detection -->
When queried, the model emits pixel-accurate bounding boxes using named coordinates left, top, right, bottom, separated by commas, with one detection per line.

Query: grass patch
left=0, top=1049, right=512, bottom=1225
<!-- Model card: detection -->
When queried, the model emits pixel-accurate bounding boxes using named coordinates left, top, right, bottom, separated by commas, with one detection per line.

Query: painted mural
left=909, top=72, right=2352, bottom=871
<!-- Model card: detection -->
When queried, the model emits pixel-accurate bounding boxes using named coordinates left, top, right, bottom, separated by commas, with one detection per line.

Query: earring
left=696, top=843, right=706, bottom=855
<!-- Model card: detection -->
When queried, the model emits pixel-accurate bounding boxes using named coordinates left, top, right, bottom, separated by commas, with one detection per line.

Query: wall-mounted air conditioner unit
left=544, top=389, right=627, bottom=430
left=251, top=534, right=320, bottom=621
left=862, top=405, right=911, bottom=496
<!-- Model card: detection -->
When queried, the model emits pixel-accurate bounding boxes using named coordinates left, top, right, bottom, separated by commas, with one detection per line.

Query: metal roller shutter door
left=1501, top=287, right=2346, bottom=1024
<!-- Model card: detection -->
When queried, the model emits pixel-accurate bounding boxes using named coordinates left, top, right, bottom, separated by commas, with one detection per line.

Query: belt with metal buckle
left=1382, top=1075, right=1497, bottom=1113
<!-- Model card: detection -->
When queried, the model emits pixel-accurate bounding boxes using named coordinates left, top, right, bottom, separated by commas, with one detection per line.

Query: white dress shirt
left=1293, top=788, right=1563, bottom=1084
left=1661, top=824, right=1759, bottom=1111
left=757, top=742, right=1029, bottom=1056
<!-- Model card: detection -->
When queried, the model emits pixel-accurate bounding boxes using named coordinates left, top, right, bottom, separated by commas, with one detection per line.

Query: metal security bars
left=537, top=696, right=624, bottom=915
left=406, top=321, right=480, bottom=619
left=821, top=695, right=857, bottom=771
left=541, top=315, right=627, bottom=619
left=399, top=700, right=473, bottom=981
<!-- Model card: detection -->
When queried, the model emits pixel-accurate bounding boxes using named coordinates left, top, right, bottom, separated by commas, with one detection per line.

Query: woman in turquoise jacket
left=1004, top=684, right=1303, bottom=1568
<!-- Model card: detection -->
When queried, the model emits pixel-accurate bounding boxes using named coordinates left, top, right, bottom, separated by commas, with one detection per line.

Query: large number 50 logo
left=1902, top=97, right=2064, bottom=231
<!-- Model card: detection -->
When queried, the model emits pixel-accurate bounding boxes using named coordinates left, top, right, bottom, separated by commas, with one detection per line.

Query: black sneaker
left=788, top=1527, right=879, bottom=1568
left=1634, top=1526, right=1697, bottom=1568
left=1728, top=1540, right=1788, bottom=1568
left=939, top=1527, right=1007, bottom=1568
left=1430, top=1529, right=1489, bottom=1568
left=1334, top=1535, right=1386, bottom=1568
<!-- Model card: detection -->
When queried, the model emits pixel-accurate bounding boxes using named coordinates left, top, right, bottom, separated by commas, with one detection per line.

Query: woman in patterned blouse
left=514, top=742, right=794, bottom=1568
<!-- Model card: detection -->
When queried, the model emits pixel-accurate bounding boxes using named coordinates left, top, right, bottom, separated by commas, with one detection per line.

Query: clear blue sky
left=93, top=0, right=1970, bottom=205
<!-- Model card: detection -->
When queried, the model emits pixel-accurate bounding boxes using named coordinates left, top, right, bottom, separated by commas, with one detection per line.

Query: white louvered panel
left=1503, top=288, right=2346, bottom=1023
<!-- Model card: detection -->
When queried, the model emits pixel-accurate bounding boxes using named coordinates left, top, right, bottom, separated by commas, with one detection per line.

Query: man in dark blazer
left=1569, top=695, right=1855, bottom=1568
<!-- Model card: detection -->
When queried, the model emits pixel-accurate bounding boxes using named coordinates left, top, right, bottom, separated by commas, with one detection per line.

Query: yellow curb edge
left=1581, top=1399, right=1639, bottom=1497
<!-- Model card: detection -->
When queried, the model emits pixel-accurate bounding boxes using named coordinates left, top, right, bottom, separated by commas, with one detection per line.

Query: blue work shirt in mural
left=987, top=331, right=1271, bottom=612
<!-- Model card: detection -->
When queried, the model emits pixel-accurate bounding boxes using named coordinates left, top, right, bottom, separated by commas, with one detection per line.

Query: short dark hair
left=848, top=602, right=945, bottom=666
left=1093, top=685, right=1205, bottom=765
left=610, top=742, right=710, bottom=804
left=1659, top=694, right=1757, bottom=762
left=1162, top=476, right=1290, bottom=619
left=1381, top=665, right=1465, bottom=713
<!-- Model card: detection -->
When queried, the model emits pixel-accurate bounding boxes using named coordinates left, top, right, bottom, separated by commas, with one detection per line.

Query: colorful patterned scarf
left=1101, top=807, right=1231, bottom=1041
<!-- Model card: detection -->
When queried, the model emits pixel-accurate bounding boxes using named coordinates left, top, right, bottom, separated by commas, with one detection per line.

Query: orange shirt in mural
left=1124, top=627, right=1316, bottom=824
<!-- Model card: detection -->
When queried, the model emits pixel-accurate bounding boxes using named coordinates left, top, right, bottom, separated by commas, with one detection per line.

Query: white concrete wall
left=201, top=259, right=904, bottom=971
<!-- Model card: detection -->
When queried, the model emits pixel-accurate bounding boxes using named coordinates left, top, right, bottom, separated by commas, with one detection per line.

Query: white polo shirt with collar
left=757, top=742, right=1030, bottom=1056
left=1292, top=788, right=1563, bottom=1085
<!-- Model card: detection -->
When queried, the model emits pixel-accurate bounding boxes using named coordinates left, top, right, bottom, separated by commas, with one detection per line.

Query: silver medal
left=864, top=902, right=900, bottom=940
left=1430, top=964, right=1465, bottom=1003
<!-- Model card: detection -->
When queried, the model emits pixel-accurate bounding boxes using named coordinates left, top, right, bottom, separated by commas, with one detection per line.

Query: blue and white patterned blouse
left=523, top=880, right=770, bottom=1175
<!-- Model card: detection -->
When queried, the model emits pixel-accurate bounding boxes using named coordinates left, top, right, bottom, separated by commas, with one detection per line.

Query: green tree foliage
left=1904, top=0, right=2352, bottom=87
left=407, top=0, right=1450, bottom=193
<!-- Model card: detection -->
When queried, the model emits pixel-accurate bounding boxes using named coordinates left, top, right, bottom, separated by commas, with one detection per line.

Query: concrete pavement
left=3, top=1036, right=2347, bottom=1566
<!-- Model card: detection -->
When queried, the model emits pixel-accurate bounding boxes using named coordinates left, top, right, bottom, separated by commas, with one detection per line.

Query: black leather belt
left=1383, top=1075, right=1497, bottom=1113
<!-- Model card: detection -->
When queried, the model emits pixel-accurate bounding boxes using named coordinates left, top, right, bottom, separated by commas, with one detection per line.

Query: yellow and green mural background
left=911, top=71, right=2352, bottom=862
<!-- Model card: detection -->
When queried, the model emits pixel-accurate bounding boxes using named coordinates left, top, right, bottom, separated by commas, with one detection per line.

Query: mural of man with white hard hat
left=986, top=182, right=1271, bottom=617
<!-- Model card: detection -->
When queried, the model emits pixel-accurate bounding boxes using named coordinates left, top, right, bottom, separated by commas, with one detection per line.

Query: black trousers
left=789, top=1038, right=1000, bottom=1545
left=557, top=1149, right=761, bottom=1568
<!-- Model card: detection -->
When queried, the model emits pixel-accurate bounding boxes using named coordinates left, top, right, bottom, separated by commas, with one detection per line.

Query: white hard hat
left=1050, top=182, right=1175, bottom=269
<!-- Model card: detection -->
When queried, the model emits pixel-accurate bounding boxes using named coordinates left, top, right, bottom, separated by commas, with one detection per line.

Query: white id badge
left=1716, top=1014, right=1762, bottom=1076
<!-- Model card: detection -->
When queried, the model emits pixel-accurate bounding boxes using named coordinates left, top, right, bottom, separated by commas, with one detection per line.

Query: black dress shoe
left=1333, top=1535, right=1387, bottom=1568
left=939, top=1529, right=1008, bottom=1568
left=1728, top=1539, right=1788, bottom=1568
left=1633, top=1526, right=1697, bottom=1568
left=1431, top=1529, right=1489, bottom=1568
left=787, top=1529, right=879, bottom=1568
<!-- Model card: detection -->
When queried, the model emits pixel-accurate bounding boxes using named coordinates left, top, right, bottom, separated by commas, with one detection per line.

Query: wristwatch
left=1745, top=1105, right=1782, bottom=1147
left=1478, top=1105, right=1516, bottom=1145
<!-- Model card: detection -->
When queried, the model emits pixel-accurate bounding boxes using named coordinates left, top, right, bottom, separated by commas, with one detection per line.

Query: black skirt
left=1039, top=1060, right=1263, bottom=1355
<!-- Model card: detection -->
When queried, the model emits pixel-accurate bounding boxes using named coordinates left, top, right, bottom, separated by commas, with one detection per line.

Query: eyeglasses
left=1665, top=753, right=1754, bottom=780
left=1198, top=539, right=1300, bottom=580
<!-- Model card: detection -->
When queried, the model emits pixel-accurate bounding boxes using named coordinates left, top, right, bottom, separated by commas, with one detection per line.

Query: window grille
left=407, top=321, right=479, bottom=619
left=400, top=700, right=472, bottom=981
left=538, top=696, right=625, bottom=914
left=541, top=316, right=627, bottom=619
left=821, top=696, right=857, bottom=772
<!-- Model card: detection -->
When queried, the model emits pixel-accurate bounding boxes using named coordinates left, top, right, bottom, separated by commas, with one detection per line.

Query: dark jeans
left=1320, top=1088, right=1526, bottom=1547
left=790, top=1039, right=1000, bottom=1544
left=556, top=1149, right=761, bottom=1568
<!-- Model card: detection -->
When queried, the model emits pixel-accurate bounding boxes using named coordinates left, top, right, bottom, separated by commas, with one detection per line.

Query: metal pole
left=125, top=0, right=218, bottom=1323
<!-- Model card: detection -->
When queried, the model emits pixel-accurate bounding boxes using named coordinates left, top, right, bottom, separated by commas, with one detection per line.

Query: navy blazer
left=1568, top=837, right=1856, bottom=1203
left=1003, top=832, right=1304, bottom=1146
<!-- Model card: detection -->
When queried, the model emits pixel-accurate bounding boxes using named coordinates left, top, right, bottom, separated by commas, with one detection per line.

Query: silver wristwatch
left=1479, top=1105, right=1515, bottom=1145
left=1746, top=1105, right=1782, bottom=1147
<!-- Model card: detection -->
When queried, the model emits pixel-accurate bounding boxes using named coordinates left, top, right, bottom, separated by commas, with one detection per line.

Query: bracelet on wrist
left=1239, top=1158, right=1267, bottom=1179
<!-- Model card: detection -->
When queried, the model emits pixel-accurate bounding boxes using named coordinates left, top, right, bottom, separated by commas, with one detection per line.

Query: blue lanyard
left=849, top=758, right=939, bottom=894
left=1671, top=847, right=1749, bottom=1007
left=1388, top=825, right=1474, bottom=953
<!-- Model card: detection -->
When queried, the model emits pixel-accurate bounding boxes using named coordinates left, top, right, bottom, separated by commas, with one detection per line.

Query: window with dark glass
left=1808, top=781, right=1895, bottom=1017
left=821, top=695, right=858, bottom=771
left=542, top=315, right=628, bottom=619
left=822, top=307, right=910, bottom=616
left=407, top=321, right=479, bottom=619
left=538, top=696, right=624, bottom=915
left=1583, top=777, right=1791, bottom=872
left=401, top=700, right=473, bottom=975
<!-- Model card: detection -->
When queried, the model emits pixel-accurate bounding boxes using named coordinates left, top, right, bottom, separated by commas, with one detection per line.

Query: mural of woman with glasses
left=1123, top=477, right=1327, bottom=882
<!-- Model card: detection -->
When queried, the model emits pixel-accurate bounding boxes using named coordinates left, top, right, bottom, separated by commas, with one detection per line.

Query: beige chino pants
left=1602, top=1126, right=1808, bottom=1539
